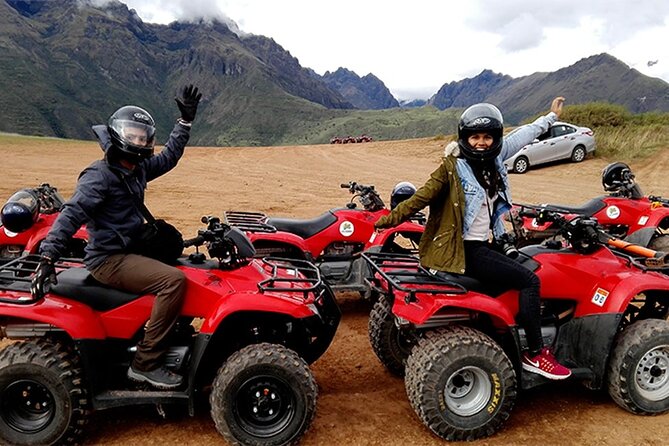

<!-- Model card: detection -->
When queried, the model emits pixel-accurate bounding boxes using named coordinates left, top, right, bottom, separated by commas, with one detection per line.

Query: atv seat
left=382, top=269, right=507, bottom=297
left=267, top=211, right=338, bottom=239
left=50, top=268, right=142, bottom=312
left=542, top=197, right=606, bottom=217
left=432, top=271, right=509, bottom=297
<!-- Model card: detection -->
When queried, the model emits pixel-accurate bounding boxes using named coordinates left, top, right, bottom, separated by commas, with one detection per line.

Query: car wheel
left=513, top=156, right=529, bottom=174
left=571, top=145, right=586, bottom=162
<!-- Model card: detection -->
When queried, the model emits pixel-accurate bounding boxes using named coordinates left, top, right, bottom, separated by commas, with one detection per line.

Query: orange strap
left=606, top=239, right=659, bottom=258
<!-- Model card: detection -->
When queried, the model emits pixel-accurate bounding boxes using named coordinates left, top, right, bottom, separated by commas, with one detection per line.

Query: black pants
left=463, top=241, right=543, bottom=354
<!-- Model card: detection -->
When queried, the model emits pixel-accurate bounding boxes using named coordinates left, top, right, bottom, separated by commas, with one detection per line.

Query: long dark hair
left=468, top=159, right=504, bottom=198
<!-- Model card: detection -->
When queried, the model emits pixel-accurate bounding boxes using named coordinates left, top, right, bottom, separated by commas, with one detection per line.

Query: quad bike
left=224, top=181, right=425, bottom=298
left=510, top=162, right=669, bottom=251
left=0, top=184, right=87, bottom=263
left=0, top=215, right=341, bottom=446
left=363, top=208, right=669, bottom=440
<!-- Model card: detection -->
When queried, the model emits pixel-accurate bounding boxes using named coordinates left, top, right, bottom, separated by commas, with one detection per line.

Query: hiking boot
left=522, top=347, right=572, bottom=380
left=127, top=365, right=183, bottom=389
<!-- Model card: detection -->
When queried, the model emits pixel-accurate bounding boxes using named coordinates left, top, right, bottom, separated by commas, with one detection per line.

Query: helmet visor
left=110, top=120, right=156, bottom=148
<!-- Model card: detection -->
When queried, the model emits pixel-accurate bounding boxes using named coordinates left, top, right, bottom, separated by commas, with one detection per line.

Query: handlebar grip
left=183, top=235, right=205, bottom=248
left=340, top=183, right=351, bottom=189
left=518, top=209, right=539, bottom=219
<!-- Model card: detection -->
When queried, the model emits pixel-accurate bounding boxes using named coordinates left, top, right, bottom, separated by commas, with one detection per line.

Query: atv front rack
left=361, top=252, right=467, bottom=303
left=0, top=254, right=83, bottom=304
left=257, top=257, right=323, bottom=299
left=224, top=211, right=277, bottom=233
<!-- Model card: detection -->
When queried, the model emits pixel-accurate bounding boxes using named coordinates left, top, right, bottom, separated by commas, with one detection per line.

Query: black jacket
left=40, top=121, right=191, bottom=269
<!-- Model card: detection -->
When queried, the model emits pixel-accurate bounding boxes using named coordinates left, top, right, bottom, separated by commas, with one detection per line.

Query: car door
left=546, top=124, right=578, bottom=162
left=526, top=130, right=554, bottom=165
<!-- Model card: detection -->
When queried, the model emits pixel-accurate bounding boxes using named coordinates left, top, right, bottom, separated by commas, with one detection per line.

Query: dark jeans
left=90, top=253, right=186, bottom=372
left=463, top=241, right=543, bottom=355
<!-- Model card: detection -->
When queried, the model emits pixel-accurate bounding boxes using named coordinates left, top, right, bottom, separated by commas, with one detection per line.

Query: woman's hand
left=551, top=96, right=565, bottom=118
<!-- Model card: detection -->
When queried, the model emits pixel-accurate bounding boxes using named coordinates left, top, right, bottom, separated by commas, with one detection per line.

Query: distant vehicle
left=504, top=122, right=595, bottom=174
left=330, top=135, right=374, bottom=144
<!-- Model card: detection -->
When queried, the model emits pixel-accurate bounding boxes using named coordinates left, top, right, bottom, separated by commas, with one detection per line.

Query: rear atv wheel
left=0, top=340, right=88, bottom=446
left=608, top=319, right=669, bottom=414
left=210, top=343, right=317, bottom=446
left=405, top=326, right=516, bottom=441
left=368, top=297, right=418, bottom=377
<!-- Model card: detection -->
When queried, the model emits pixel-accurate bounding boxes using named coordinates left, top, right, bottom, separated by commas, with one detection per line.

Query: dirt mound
left=2, top=137, right=668, bottom=445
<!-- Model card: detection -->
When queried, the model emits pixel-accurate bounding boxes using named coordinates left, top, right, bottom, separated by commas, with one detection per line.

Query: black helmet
left=107, top=106, right=156, bottom=164
left=458, top=103, right=504, bottom=163
left=390, top=181, right=417, bottom=209
left=1, top=189, right=40, bottom=234
left=602, top=162, right=635, bottom=192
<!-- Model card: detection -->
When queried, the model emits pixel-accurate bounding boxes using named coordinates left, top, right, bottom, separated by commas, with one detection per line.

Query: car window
left=536, top=130, right=551, bottom=141
left=551, top=125, right=576, bottom=138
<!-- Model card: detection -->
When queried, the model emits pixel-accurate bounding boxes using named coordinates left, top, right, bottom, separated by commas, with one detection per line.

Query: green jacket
left=375, top=155, right=467, bottom=273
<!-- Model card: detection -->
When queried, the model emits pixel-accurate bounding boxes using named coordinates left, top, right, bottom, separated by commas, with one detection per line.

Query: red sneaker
left=522, top=348, right=571, bottom=380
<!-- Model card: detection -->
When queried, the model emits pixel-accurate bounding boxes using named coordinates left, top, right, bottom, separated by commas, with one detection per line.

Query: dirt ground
left=1, top=135, right=669, bottom=445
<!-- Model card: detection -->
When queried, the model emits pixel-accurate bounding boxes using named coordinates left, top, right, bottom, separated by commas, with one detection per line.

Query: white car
left=504, top=122, right=596, bottom=174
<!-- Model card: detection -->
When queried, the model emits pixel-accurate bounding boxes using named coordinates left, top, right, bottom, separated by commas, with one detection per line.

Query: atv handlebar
left=649, top=195, right=669, bottom=207
left=183, top=235, right=205, bottom=248
left=340, top=181, right=386, bottom=212
left=515, top=204, right=669, bottom=268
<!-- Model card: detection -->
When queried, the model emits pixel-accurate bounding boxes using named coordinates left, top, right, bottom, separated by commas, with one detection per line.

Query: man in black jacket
left=32, top=85, right=202, bottom=389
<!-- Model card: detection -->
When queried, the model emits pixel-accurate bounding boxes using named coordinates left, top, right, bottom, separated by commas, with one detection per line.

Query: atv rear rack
left=257, top=257, right=323, bottom=299
left=224, top=211, right=277, bottom=233
left=361, top=252, right=467, bottom=303
left=0, top=254, right=83, bottom=304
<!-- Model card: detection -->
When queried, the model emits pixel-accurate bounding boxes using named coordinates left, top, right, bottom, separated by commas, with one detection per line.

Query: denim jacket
left=456, top=112, right=558, bottom=239
left=375, top=111, right=557, bottom=273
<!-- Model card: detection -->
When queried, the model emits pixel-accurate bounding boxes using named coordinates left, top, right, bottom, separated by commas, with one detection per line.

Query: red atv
left=0, top=184, right=87, bottom=263
left=224, top=181, right=425, bottom=298
left=511, top=162, right=669, bottom=250
left=0, top=215, right=340, bottom=446
left=364, top=209, right=669, bottom=440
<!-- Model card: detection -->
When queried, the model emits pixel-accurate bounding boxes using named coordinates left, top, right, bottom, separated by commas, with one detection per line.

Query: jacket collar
left=444, top=141, right=460, bottom=158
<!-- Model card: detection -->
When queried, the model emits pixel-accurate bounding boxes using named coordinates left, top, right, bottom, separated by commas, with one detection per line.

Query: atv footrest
left=224, top=211, right=277, bottom=233
left=521, top=367, right=594, bottom=390
left=93, top=389, right=189, bottom=410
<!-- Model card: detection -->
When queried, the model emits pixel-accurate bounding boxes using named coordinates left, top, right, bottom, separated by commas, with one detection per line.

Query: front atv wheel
left=368, top=297, right=418, bottom=377
left=210, top=343, right=317, bottom=446
left=0, top=340, right=88, bottom=446
left=405, top=326, right=516, bottom=441
left=608, top=319, right=669, bottom=414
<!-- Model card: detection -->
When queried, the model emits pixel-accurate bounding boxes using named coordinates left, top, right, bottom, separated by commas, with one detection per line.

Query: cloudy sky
left=120, top=0, right=669, bottom=101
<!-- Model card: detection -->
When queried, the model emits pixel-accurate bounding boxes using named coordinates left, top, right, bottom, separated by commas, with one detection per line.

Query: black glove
left=30, top=256, right=58, bottom=300
left=175, top=84, right=202, bottom=123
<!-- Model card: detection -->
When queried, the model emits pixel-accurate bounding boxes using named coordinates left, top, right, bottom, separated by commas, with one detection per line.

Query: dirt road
left=1, top=135, right=668, bottom=445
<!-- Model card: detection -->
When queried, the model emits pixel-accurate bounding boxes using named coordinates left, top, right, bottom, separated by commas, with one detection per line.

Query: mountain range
left=1, top=0, right=668, bottom=146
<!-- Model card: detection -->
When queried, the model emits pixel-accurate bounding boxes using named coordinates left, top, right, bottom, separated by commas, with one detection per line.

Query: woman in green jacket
left=375, top=97, right=571, bottom=380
